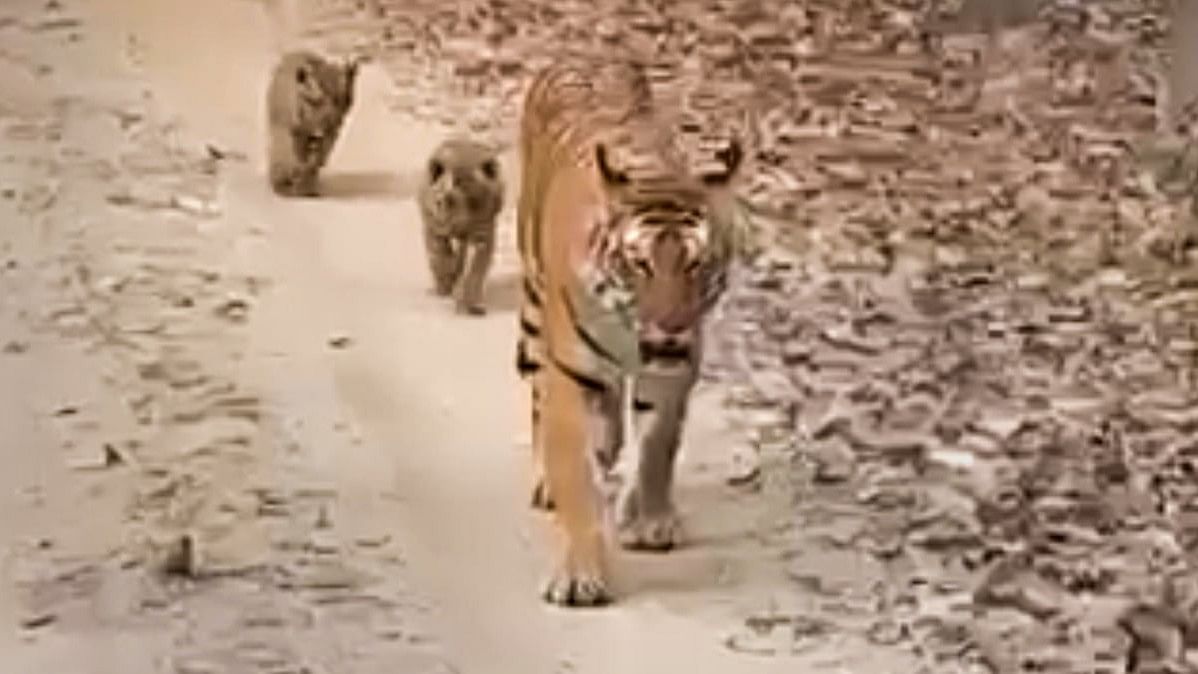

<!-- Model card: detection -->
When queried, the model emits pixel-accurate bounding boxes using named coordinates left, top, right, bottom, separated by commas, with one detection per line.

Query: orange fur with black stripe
left=515, top=56, right=745, bottom=607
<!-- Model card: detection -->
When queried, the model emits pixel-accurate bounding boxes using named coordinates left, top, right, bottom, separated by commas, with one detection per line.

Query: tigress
left=515, top=55, right=749, bottom=607
left=265, top=49, right=358, bottom=197
left=417, top=138, right=504, bottom=315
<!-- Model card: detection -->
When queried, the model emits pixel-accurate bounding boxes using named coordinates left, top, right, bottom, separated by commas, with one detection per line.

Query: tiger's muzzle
left=638, top=322, right=695, bottom=364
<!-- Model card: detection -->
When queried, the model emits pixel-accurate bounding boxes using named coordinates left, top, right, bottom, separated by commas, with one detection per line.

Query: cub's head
left=423, top=138, right=504, bottom=225
left=590, top=138, right=744, bottom=363
left=292, top=53, right=359, bottom=137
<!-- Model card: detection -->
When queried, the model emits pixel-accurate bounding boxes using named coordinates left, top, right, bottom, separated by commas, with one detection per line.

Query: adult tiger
left=515, top=55, right=751, bottom=607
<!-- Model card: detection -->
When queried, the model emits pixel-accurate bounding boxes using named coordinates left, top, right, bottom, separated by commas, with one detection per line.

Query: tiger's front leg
left=617, top=362, right=698, bottom=552
left=529, top=380, right=624, bottom=511
left=454, top=229, right=495, bottom=316
left=540, top=361, right=612, bottom=606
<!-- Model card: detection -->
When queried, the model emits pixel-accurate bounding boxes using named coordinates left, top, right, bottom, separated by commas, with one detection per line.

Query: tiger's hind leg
left=617, top=364, right=698, bottom=553
left=592, top=379, right=625, bottom=475
left=540, top=361, right=612, bottom=606
left=453, top=229, right=495, bottom=316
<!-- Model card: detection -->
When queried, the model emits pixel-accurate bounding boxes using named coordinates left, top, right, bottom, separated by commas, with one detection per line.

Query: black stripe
left=522, top=316, right=546, bottom=337
left=633, top=398, right=654, bottom=412
left=561, top=289, right=623, bottom=371
left=522, top=272, right=546, bottom=306
left=549, top=355, right=608, bottom=393
left=523, top=276, right=543, bottom=307
left=516, top=340, right=541, bottom=376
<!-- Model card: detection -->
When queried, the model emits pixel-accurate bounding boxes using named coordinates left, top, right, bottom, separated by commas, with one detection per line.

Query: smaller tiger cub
left=265, top=49, right=359, bottom=198
left=416, top=138, right=505, bottom=316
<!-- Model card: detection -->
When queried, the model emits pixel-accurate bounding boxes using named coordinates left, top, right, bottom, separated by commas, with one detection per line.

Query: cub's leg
left=541, top=362, right=611, bottom=606
left=617, top=364, right=698, bottom=552
left=267, top=126, right=301, bottom=196
left=292, top=168, right=320, bottom=198
left=288, top=130, right=323, bottom=198
left=454, top=228, right=495, bottom=316
left=423, top=228, right=464, bottom=297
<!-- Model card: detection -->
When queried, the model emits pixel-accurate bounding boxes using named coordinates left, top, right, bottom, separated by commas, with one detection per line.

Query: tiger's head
left=423, top=138, right=504, bottom=227
left=589, top=137, right=745, bottom=364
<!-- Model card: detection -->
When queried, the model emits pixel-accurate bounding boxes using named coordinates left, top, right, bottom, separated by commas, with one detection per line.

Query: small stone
left=20, top=612, right=56, bottom=630
left=66, top=442, right=126, bottom=471
left=811, top=439, right=856, bottom=483
left=160, top=533, right=198, bottom=577
left=2, top=340, right=28, bottom=354
left=214, top=295, right=250, bottom=322
left=726, top=444, right=761, bottom=488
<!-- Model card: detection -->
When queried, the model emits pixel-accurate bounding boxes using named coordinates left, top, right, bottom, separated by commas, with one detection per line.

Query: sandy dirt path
left=3, top=0, right=911, bottom=671
left=90, top=1, right=809, bottom=671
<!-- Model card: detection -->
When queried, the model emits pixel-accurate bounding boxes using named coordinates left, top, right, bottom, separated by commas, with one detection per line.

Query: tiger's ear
left=699, top=139, right=744, bottom=187
left=595, top=143, right=630, bottom=188
left=428, top=158, right=445, bottom=182
left=344, top=57, right=360, bottom=85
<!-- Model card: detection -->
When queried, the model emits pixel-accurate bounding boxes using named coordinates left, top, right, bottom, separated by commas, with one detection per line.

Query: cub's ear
left=699, top=139, right=744, bottom=187
left=295, top=63, right=313, bottom=86
left=345, top=57, right=360, bottom=84
left=595, top=142, right=630, bottom=188
left=480, top=157, right=499, bottom=181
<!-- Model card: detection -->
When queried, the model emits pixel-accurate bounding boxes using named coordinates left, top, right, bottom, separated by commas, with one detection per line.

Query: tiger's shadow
left=317, top=170, right=418, bottom=200
left=481, top=270, right=522, bottom=314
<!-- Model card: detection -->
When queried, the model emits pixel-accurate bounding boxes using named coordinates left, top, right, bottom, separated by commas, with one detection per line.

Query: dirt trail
left=74, top=1, right=854, bottom=672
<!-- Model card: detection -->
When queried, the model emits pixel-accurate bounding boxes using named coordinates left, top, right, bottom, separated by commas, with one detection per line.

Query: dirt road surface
left=2, top=1, right=893, bottom=672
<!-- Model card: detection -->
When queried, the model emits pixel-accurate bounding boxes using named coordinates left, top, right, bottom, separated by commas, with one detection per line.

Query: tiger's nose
left=642, top=322, right=692, bottom=346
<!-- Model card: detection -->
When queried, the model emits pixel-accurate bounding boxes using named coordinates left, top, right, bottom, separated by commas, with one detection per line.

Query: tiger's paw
left=542, top=558, right=612, bottom=607
left=617, top=490, right=682, bottom=552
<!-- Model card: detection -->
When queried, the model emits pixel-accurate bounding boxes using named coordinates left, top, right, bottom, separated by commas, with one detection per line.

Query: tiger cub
left=417, top=138, right=504, bottom=315
left=265, top=49, right=358, bottom=197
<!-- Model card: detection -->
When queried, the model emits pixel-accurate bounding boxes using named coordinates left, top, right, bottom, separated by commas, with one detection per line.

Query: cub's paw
left=294, top=181, right=320, bottom=198
left=617, top=490, right=682, bottom=552
left=530, top=477, right=555, bottom=511
left=542, top=561, right=612, bottom=607
left=454, top=300, right=486, bottom=317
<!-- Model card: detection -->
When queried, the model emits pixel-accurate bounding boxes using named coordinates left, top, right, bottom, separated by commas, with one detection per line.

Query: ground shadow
left=484, top=270, right=522, bottom=314
left=318, top=170, right=416, bottom=200
left=599, top=467, right=787, bottom=600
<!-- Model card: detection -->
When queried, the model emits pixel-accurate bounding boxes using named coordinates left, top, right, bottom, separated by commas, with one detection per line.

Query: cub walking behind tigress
left=515, top=55, right=750, bottom=607
left=417, top=138, right=504, bottom=315
left=265, top=49, right=358, bottom=197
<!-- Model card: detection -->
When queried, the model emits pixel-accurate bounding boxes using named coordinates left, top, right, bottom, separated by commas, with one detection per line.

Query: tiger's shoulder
left=520, top=55, right=659, bottom=163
